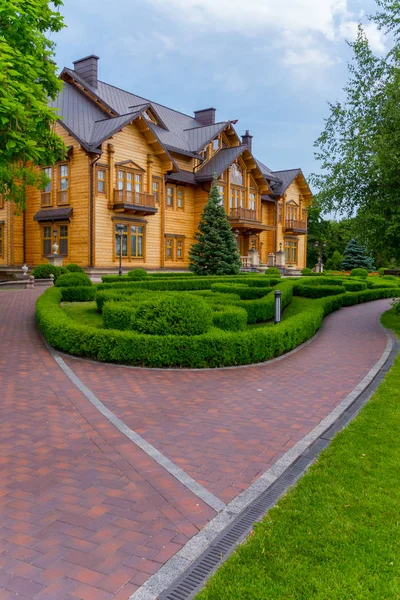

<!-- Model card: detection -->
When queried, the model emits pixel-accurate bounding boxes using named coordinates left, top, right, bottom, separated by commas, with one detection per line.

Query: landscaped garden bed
left=36, top=272, right=400, bottom=368
left=194, top=305, right=400, bottom=599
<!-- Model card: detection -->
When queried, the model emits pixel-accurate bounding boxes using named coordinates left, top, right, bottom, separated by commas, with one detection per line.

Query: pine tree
left=189, top=180, right=241, bottom=275
left=341, top=239, right=375, bottom=271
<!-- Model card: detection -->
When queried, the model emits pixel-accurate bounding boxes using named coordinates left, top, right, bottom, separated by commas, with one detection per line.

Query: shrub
left=132, top=294, right=212, bottom=336
left=65, top=263, right=84, bottom=273
left=378, top=268, right=385, bottom=277
left=37, top=285, right=399, bottom=368
left=301, top=268, right=313, bottom=275
left=212, top=306, right=248, bottom=331
left=211, top=283, right=272, bottom=300
left=55, top=272, right=92, bottom=288
left=60, top=286, right=96, bottom=302
left=350, top=268, right=369, bottom=279
left=32, top=264, right=58, bottom=279
left=103, top=301, right=138, bottom=330
left=294, top=284, right=346, bottom=298
left=127, top=268, right=148, bottom=280
left=342, top=281, right=367, bottom=292
left=393, top=298, right=400, bottom=315
left=265, top=267, right=281, bottom=276
left=382, top=274, right=398, bottom=281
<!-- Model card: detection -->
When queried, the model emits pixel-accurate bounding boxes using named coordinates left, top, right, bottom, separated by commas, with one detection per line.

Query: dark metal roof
left=269, top=169, right=302, bottom=196
left=33, top=208, right=73, bottom=222
left=54, top=62, right=309, bottom=194
left=166, top=170, right=196, bottom=185
left=195, top=146, right=245, bottom=182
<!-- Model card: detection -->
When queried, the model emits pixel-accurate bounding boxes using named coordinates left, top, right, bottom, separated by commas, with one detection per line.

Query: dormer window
left=143, top=109, right=157, bottom=125
left=213, top=138, right=220, bottom=151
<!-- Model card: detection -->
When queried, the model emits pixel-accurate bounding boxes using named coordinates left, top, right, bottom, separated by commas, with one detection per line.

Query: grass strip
left=196, top=307, right=400, bottom=600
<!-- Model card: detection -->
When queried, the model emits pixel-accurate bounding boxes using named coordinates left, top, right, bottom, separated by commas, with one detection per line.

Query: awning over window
left=33, top=208, right=73, bottom=223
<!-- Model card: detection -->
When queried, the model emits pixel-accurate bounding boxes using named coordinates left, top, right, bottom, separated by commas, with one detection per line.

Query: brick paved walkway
left=0, top=290, right=391, bottom=599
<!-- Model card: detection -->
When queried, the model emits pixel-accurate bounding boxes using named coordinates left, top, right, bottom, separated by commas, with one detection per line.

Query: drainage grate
left=159, top=334, right=399, bottom=600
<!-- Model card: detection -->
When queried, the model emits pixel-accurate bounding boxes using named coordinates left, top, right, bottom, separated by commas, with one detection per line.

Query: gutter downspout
left=89, top=152, right=101, bottom=268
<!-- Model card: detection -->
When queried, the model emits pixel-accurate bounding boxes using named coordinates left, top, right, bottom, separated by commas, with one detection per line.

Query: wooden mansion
left=0, top=55, right=313, bottom=272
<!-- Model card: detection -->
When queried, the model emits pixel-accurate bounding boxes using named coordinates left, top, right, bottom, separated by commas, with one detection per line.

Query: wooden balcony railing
left=41, top=192, right=52, bottom=207
left=229, top=207, right=257, bottom=221
left=57, top=190, right=69, bottom=205
left=284, top=219, right=307, bottom=233
left=114, top=190, right=156, bottom=208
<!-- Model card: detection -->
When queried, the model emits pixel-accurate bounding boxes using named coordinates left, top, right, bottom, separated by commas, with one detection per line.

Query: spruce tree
left=341, top=239, right=375, bottom=271
left=189, top=180, right=241, bottom=275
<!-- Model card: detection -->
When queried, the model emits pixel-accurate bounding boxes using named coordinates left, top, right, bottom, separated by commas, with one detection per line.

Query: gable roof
left=195, top=146, right=245, bottom=182
left=55, top=60, right=311, bottom=197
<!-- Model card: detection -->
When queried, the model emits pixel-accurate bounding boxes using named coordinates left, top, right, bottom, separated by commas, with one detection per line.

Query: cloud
left=148, top=0, right=349, bottom=38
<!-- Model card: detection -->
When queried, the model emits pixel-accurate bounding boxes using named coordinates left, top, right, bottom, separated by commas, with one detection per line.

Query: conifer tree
left=189, top=180, right=241, bottom=275
left=341, top=239, right=375, bottom=271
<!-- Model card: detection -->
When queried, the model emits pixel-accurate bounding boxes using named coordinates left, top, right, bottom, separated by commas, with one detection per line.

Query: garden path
left=0, top=289, right=391, bottom=599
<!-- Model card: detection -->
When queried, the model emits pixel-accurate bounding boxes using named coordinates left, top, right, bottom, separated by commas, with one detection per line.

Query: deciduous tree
left=0, top=0, right=66, bottom=209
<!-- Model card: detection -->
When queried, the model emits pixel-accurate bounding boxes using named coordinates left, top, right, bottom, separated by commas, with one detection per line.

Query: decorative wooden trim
left=115, top=160, right=145, bottom=172
left=164, top=233, right=186, bottom=238
left=111, top=216, right=148, bottom=223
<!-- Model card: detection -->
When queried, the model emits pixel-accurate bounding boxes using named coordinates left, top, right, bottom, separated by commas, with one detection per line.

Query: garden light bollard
left=116, top=223, right=124, bottom=276
left=274, top=289, right=282, bottom=324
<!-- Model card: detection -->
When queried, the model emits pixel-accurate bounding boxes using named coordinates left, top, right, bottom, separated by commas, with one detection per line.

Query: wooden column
left=147, top=154, right=153, bottom=194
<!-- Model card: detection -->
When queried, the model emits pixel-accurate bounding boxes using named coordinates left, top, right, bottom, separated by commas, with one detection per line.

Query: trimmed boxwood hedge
left=210, top=283, right=273, bottom=300
left=98, top=275, right=278, bottom=291
left=342, top=280, right=367, bottom=292
left=294, top=283, right=346, bottom=298
left=37, top=286, right=399, bottom=368
left=212, top=305, right=248, bottom=331
left=55, top=272, right=92, bottom=288
left=60, top=287, right=96, bottom=302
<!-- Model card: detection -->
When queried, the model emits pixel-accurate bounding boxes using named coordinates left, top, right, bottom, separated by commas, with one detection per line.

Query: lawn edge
left=128, top=322, right=398, bottom=599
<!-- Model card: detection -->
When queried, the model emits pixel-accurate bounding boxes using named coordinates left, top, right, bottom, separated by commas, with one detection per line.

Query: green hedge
left=60, top=287, right=96, bottom=302
left=212, top=306, right=248, bottom=331
left=210, top=283, right=273, bottom=300
left=293, top=281, right=346, bottom=298
left=98, top=275, right=277, bottom=291
left=350, top=268, right=369, bottom=278
left=37, top=286, right=399, bottom=368
left=342, top=280, right=367, bottom=292
left=55, top=272, right=92, bottom=288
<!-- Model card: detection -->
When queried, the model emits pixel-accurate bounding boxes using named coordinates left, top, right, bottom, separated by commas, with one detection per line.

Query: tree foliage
left=0, top=0, right=66, bottom=208
left=311, top=1, right=400, bottom=263
left=341, top=239, right=375, bottom=271
left=189, top=180, right=241, bottom=275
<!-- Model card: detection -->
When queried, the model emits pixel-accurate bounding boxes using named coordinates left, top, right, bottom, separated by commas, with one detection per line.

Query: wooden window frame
left=217, top=184, right=225, bottom=206
left=57, top=163, right=70, bottom=206
left=277, top=202, right=283, bottom=223
left=249, top=190, right=256, bottom=211
left=166, top=185, right=174, bottom=209
left=41, top=167, right=53, bottom=207
left=0, top=224, right=3, bottom=257
left=59, top=224, right=69, bottom=256
left=0, top=195, right=4, bottom=210
left=42, top=225, right=53, bottom=257
left=177, top=187, right=184, bottom=210
left=96, top=166, right=108, bottom=196
left=152, top=176, right=161, bottom=204
left=176, top=238, right=184, bottom=261
left=284, top=239, right=298, bottom=264
left=165, top=237, right=174, bottom=261
left=114, top=222, right=146, bottom=261
left=286, top=201, right=299, bottom=222
left=212, top=138, right=220, bottom=152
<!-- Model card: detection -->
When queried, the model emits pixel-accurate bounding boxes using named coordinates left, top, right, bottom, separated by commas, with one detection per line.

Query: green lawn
left=61, top=301, right=104, bottom=328
left=196, top=307, right=400, bottom=600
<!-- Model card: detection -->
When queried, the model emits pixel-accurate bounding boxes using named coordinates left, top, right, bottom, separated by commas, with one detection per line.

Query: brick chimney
left=73, top=55, right=99, bottom=88
left=242, top=130, right=253, bottom=153
left=194, top=108, right=216, bottom=126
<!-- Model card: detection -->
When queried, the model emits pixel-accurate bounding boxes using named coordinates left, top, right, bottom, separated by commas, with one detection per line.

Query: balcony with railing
left=229, top=207, right=257, bottom=221
left=112, top=190, right=158, bottom=215
left=284, top=219, right=307, bottom=234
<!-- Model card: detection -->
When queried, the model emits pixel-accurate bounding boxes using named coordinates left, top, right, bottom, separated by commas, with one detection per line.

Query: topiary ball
left=32, top=264, right=58, bottom=279
left=55, top=272, right=92, bottom=288
left=65, top=263, right=84, bottom=273
left=265, top=267, right=281, bottom=276
left=350, top=268, right=369, bottom=279
left=127, top=268, right=148, bottom=280
left=131, top=294, right=212, bottom=336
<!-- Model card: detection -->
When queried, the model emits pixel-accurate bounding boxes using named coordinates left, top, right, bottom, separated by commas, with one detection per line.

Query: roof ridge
left=183, top=121, right=229, bottom=132
left=272, top=167, right=301, bottom=173
left=94, top=107, right=149, bottom=123
left=97, top=79, right=201, bottom=123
